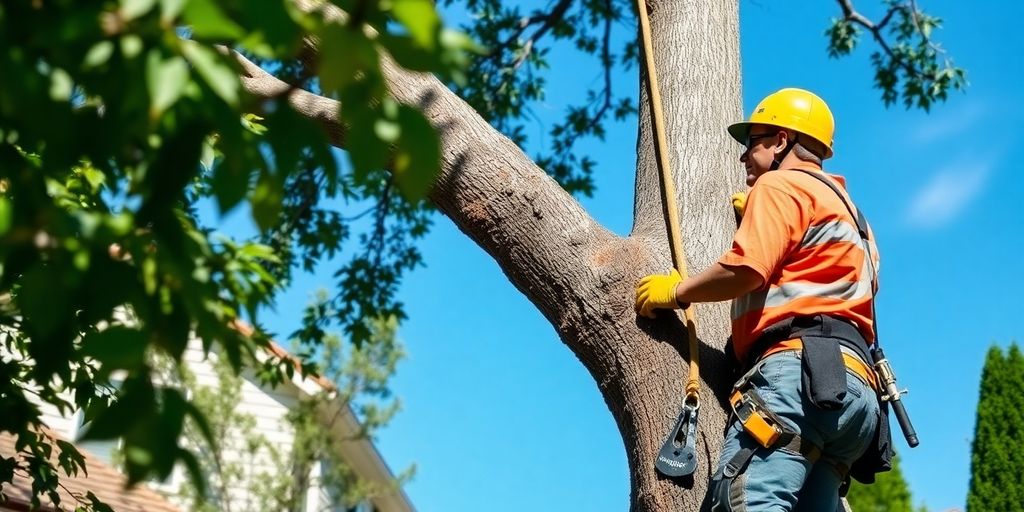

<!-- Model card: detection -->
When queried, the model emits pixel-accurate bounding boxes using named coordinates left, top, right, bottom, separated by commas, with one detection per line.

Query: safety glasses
left=744, top=133, right=776, bottom=150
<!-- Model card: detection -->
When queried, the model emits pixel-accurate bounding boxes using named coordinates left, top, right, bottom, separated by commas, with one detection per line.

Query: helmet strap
left=769, top=133, right=798, bottom=171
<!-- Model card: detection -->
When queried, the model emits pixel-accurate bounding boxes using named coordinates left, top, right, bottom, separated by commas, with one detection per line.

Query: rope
left=635, top=0, right=700, bottom=406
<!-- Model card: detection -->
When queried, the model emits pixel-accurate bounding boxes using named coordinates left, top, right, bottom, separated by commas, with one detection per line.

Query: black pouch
left=800, top=335, right=847, bottom=410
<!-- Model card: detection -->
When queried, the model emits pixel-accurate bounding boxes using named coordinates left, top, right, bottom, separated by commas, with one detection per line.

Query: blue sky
left=237, top=1, right=1023, bottom=510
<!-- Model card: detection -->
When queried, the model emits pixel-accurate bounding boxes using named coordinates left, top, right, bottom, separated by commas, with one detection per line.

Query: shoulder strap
left=786, top=168, right=882, bottom=345
left=788, top=168, right=870, bottom=241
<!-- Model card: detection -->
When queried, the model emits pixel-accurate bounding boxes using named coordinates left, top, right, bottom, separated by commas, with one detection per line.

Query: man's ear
left=771, top=131, right=786, bottom=155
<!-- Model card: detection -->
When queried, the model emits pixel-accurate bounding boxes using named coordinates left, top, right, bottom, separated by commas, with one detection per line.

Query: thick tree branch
left=243, top=1, right=749, bottom=509
left=236, top=51, right=626, bottom=347
left=237, top=55, right=347, bottom=148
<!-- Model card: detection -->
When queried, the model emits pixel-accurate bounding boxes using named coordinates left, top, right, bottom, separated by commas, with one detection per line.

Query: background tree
left=966, top=343, right=1024, bottom=511
left=0, top=0, right=470, bottom=508
left=172, top=314, right=408, bottom=512
left=0, top=0, right=962, bottom=510
left=846, top=455, right=924, bottom=512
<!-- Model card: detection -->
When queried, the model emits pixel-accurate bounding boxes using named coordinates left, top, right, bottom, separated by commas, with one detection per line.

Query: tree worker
left=634, top=87, right=887, bottom=511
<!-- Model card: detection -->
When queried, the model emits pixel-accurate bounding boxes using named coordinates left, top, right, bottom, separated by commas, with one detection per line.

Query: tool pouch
left=801, top=335, right=847, bottom=410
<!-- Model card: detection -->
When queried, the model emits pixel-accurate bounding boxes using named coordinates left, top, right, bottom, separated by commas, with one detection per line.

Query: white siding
left=21, top=332, right=413, bottom=512
left=157, top=339, right=303, bottom=512
left=36, top=400, right=79, bottom=440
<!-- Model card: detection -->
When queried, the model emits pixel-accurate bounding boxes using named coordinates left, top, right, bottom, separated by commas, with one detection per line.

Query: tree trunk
left=242, top=1, right=745, bottom=509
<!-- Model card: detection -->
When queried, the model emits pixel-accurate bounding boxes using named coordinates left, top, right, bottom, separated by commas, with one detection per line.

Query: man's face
left=739, top=126, right=781, bottom=186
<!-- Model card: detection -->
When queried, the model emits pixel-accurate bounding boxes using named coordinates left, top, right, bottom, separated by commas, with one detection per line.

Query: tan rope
left=635, top=0, right=700, bottom=405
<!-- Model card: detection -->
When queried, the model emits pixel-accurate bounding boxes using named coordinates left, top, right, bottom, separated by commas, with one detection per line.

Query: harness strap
left=725, top=386, right=822, bottom=478
left=728, top=359, right=863, bottom=482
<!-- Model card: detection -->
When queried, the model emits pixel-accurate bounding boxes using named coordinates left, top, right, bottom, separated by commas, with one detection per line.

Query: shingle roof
left=0, top=430, right=180, bottom=512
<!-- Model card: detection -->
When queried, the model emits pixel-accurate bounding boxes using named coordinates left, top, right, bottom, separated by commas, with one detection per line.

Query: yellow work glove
left=635, top=269, right=683, bottom=319
left=731, top=191, right=748, bottom=219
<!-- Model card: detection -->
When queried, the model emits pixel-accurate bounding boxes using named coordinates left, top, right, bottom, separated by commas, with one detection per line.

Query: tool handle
left=871, top=346, right=920, bottom=448
left=889, top=396, right=919, bottom=447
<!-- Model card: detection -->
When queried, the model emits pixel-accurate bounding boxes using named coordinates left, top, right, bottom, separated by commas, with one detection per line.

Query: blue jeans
left=709, top=351, right=880, bottom=512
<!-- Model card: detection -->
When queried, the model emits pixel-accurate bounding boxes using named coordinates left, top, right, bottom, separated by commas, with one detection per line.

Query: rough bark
left=241, top=0, right=745, bottom=509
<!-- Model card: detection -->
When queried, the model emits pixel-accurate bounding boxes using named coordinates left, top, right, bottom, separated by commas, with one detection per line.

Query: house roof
left=0, top=430, right=180, bottom=512
left=0, top=322, right=414, bottom=512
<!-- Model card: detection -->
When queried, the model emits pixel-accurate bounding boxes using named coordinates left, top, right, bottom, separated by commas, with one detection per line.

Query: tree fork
left=241, top=1, right=747, bottom=508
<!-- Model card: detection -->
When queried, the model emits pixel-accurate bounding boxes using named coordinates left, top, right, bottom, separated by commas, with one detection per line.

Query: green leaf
left=80, top=377, right=155, bottom=441
left=392, top=106, right=440, bottom=201
left=0, top=456, right=16, bottom=483
left=55, top=440, right=87, bottom=477
left=159, top=0, right=187, bottom=23
left=236, top=0, right=302, bottom=57
left=146, top=51, right=190, bottom=117
left=251, top=171, right=283, bottom=231
left=347, top=118, right=390, bottom=176
left=378, top=33, right=438, bottom=72
left=152, top=388, right=188, bottom=477
left=182, top=0, right=244, bottom=40
left=125, top=445, right=153, bottom=466
left=391, top=0, right=440, bottom=49
left=0, top=197, right=11, bottom=236
left=83, top=41, right=115, bottom=69
left=181, top=40, right=240, bottom=106
left=374, top=118, right=401, bottom=143
left=105, top=212, right=134, bottom=236
left=212, top=165, right=252, bottom=214
left=121, top=35, right=144, bottom=59
left=81, top=326, right=148, bottom=371
left=199, top=137, right=216, bottom=170
left=241, top=113, right=267, bottom=135
left=318, top=25, right=380, bottom=93
left=142, top=256, right=158, bottom=294
left=177, top=448, right=206, bottom=499
left=122, top=0, right=158, bottom=20
left=86, top=492, right=115, bottom=512
left=182, top=399, right=215, bottom=447
left=49, top=68, right=73, bottom=102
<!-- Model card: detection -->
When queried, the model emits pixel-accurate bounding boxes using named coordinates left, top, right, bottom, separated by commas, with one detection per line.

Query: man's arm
left=675, top=263, right=763, bottom=306
left=635, top=263, right=764, bottom=318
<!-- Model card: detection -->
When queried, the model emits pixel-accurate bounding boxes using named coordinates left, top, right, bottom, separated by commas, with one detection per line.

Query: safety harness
left=726, top=368, right=823, bottom=480
left=724, top=315, right=879, bottom=482
left=721, top=168, right=913, bottom=487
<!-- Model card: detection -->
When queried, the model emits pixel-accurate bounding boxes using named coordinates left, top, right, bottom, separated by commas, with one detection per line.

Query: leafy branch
left=448, top=0, right=637, bottom=195
left=829, top=0, right=966, bottom=110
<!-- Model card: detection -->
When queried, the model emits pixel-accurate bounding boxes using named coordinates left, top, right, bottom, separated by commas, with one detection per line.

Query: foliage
left=0, top=0, right=965, bottom=508
left=846, top=454, right=915, bottom=512
left=967, top=343, right=1024, bottom=512
left=173, top=314, right=410, bottom=512
left=0, top=0, right=468, bottom=507
left=826, top=0, right=966, bottom=111
left=445, top=0, right=638, bottom=195
left=448, top=0, right=964, bottom=195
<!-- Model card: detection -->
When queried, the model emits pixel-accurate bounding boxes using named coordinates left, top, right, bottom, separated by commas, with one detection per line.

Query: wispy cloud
left=910, top=102, right=988, bottom=145
left=904, top=160, right=994, bottom=229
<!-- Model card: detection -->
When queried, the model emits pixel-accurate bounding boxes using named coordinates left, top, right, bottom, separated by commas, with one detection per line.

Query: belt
left=760, top=338, right=879, bottom=393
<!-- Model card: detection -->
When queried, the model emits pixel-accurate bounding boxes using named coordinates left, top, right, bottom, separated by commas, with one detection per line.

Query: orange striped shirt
left=719, top=163, right=880, bottom=362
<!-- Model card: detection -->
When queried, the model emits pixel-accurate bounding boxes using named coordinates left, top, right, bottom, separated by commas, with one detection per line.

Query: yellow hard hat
left=728, top=88, right=835, bottom=159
